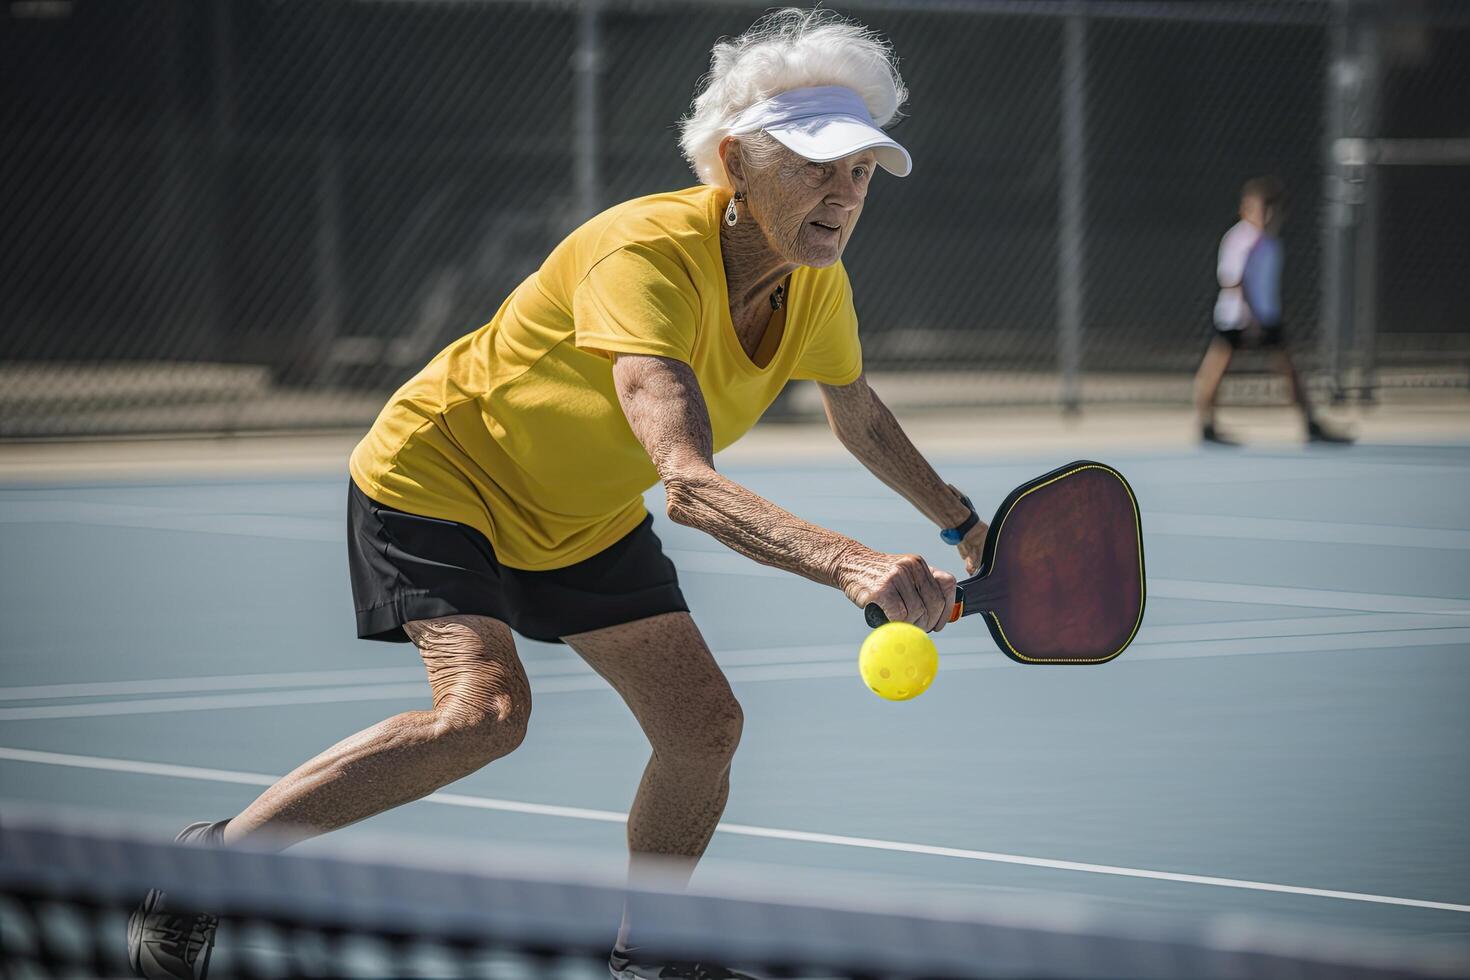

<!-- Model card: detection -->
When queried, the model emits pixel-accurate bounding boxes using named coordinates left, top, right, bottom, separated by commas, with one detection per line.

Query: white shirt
left=1214, top=220, right=1270, bottom=330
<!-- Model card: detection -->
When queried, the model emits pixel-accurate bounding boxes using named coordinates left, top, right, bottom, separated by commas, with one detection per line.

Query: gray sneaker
left=1308, top=419, right=1354, bottom=444
left=127, top=820, right=227, bottom=979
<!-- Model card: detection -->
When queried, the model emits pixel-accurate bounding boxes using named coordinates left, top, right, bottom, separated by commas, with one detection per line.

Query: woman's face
left=745, top=145, right=877, bottom=268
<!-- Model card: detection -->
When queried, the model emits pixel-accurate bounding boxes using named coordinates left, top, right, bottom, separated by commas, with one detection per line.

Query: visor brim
left=765, top=114, right=912, bottom=178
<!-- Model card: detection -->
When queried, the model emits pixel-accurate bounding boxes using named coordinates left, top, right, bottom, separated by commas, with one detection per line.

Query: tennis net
left=2, top=810, right=1464, bottom=979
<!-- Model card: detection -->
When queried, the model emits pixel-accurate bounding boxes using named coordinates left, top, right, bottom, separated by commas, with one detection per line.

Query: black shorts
left=1215, top=325, right=1285, bottom=350
left=347, top=480, right=687, bottom=644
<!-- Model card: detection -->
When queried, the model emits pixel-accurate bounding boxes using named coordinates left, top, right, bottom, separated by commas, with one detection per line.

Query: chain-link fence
left=2, top=0, right=1467, bottom=437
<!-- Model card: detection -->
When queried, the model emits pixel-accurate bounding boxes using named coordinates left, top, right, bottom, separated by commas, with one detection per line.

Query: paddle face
left=963, top=461, right=1145, bottom=664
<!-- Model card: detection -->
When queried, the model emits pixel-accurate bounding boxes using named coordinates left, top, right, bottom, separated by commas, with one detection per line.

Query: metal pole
left=313, top=149, right=345, bottom=379
left=308, top=4, right=345, bottom=385
left=1352, top=8, right=1381, bottom=402
left=573, top=0, right=604, bottom=223
left=209, top=0, right=233, bottom=365
left=1321, top=0, right=1363, bottom=404
left=161, top=0, right=191, bottom=361
left=1056, top=10, right=1088, bottom=415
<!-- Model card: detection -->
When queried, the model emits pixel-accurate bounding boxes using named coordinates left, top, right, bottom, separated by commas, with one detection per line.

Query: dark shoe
left=128, top=821, right=228, bottom=979
left=1308, top=420, right=1354, bottom=444
left=610, top=947, right=762, bottom=979
left=1201, top=422, right=1239, bottom=446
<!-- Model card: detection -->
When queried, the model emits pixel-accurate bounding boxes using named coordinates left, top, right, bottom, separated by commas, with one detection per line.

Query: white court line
left=0, top=501, right=341, bottom=542
left=8, top=487, right=1470, bottom=552
left=1144, top=513, right=1470, bottom=551
left=0, top=667, right=427, bottom=702
left=0, top=675, right=632, bottom=722
left=1, top=746, right=1466, bottom=915
left=779, top=501, right=1470, bottom=551
left=0, top=644, right=895, bottom=702
left=665, top=550, right=1470, bottom=616
left=0, top=684, right=437, bottom=721
left=0, top=661, right=590, bottom=702
left=1138, top=612, right=1465, bottom=642
left=3, top=625, right=1466, bottom=721
left=1148, top=580, right=1470, bottom=615
left=13, top=499, right=1467, bottom=670
left=2, top=613, right=1460, bottom=704
left=937, top=456, right=1470, bottom=488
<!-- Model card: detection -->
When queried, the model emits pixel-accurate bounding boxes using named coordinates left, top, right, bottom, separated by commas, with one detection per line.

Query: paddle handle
left=864, top=585, right=967, bottom=629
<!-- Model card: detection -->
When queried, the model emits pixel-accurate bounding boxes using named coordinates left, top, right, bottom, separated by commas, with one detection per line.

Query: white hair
left=679, top=8, right=908, bottom=188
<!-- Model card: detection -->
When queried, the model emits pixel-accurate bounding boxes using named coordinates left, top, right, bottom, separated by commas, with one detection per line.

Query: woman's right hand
left=832, top=542, right=957, bottom=633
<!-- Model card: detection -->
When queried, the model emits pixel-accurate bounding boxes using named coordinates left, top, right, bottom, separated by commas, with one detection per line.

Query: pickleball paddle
left=864, top=460, right=1145, bottom=664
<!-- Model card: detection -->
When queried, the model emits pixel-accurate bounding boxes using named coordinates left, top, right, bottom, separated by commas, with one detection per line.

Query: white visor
left=728, top=85, right=911, bottom=178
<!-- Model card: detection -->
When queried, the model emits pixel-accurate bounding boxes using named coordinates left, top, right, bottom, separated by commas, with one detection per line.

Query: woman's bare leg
left=562, top=612, right=742, bottom=950
left=564, top=611, right=741, bottom=877
left=223, top=614, right=530, bottom=849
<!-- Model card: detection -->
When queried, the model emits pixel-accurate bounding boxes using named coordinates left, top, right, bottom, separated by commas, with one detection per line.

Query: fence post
left=1352, top=10, right=1382, bottom=402
left=209, top=0, right=233, bottom=366
left=573, top=0, right=604, bottom=223
left=298, top=2, right=345, bottom=388
left=1056, top=8, right=1088, bottom=415
left=1321, top=0, right=1364, bottom=404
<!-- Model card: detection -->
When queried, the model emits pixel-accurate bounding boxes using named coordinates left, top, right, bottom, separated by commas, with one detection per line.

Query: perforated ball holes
left=858, top=623, right=939, bottom=701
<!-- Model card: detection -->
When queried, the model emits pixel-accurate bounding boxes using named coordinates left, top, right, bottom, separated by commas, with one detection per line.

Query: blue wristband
left=940, top=494, right=979, bottom=545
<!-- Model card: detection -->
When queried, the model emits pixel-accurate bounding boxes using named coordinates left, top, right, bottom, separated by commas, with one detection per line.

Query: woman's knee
left=562, top=612, right=742, bottom=770
left=405, top=614, right=532, bottom=760
left=657, top=693, right=743, bottom=769
left=435, top=691, right=532, bottom=761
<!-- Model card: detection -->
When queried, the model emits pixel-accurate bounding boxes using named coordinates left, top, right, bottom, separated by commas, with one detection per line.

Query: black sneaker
left=609, top=947, right=761, bottom=979
left=1201, top=422, right=1239, bottom=446
left=1308, top=420, right=1354, bottom=444
left=128, top=820, right=228, bottom=979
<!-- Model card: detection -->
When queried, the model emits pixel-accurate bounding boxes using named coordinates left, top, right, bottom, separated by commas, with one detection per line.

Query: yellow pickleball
left=858, top=621, right=939, bottom=701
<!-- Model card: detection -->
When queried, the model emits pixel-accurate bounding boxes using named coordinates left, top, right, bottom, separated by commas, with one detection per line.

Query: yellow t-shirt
left=349, top=184, right=862, bottom=570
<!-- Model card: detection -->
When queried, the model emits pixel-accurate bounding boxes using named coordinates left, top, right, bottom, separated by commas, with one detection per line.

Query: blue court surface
left=3, top=440, right=1469, bottom=956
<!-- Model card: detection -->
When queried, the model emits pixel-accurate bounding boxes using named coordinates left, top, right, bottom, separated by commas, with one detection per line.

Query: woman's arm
left=818, top=373, right=988, bottom=574
left=613, top=353, right=955, bottom=629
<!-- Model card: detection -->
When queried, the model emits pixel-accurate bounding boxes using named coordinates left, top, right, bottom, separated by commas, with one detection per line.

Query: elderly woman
left=130, top=9, right=989, bottom=980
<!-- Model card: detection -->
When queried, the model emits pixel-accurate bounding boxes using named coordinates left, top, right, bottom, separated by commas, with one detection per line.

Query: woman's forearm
left=837, top=397, right=971, bottom=530
left=614, top=353, right=898, bottom=591
left=663, top=468, right=869, bottom=588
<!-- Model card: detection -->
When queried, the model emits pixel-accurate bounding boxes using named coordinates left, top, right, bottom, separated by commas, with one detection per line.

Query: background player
left=1194, top=176, right=1352, bottom=445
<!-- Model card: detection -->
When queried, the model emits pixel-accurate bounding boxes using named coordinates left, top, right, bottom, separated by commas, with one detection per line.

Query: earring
left=724, top=191, right=744, bottom=228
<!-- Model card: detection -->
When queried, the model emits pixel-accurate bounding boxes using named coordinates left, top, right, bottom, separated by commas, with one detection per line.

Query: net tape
left=1, top=814, right=1463, bottom=979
